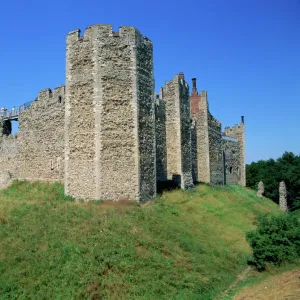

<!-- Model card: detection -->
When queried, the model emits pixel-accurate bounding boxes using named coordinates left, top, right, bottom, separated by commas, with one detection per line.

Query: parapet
left=38, top=85, right=65, bottom=101
left=26, top=85, right=65, bottom=110
left=66, top=24, right=152, bottom=48
left=224, top=117, right=245, bottom=136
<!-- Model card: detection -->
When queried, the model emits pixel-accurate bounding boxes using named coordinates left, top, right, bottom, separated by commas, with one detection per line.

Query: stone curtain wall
left=222, top=138, right=241, bottom=185
left=0, top=86, right=65, bottom=186
left=0, top=132, right=18, bottom=188
left=164, top=74, right=193, bottom=189
left=224, top=121, right=246, bottom=186
left=155, top=96, right=167, bottom=181
left=208, top=113, right=224, bottom=185
left=65, top=25, right=156, bottom=202
left=18, top=87, right=65, bottom=182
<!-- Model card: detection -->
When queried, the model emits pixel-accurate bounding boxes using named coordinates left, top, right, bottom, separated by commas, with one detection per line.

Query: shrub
left=246, top=213, right=300, bottom=270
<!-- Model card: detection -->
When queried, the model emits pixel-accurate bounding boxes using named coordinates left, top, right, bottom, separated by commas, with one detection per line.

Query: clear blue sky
left=1, top=0, right=299, bottom=163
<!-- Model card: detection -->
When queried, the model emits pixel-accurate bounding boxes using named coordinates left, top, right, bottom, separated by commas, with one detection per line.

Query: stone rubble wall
left=225, top=123, right=246, bottom=186
left=0, top=24, right=246, bottom=202
left=65, top=28, right=96, bottom=200
left=279, top=181, right=288, bottom=211
left=257, top=181, right=264, bottom=197
left=0, top=86, right=65, bottom=185
left=190, top=91, right=210, bottom=183
left=191, top=120, right=198, bottom=182
left=155, top=96, right=167, bottom=181
left=65, top=25, right=156, bottom=202
left=163, top=74, right=194, bottom=189
left=190, top=87, right=243, bottom=186
left=222, top=139, right=241, bottom=185
left=208, top=112, right=224, bottom=185
left=135, top=32, right=156, bottom=202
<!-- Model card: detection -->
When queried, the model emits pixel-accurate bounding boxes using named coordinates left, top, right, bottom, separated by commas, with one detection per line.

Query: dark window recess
left=58, top=96, right=62, bottom=103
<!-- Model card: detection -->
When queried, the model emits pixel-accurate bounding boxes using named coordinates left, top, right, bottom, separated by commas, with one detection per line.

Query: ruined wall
left=164, top=73, right=193, bottom=189
left=222, top=137, right=241, bottom=184
left=65, top=25, right=156, bottom=201
left=0, top=86, right=65, bottom=185
left=155, top=95, right=167, bottom=181
left=224, top=119, right=246, bottom=186
left=208, top=113, right=223, bottom=184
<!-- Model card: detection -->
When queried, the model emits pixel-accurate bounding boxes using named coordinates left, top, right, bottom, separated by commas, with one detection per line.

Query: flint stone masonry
left=163, top=73, right=194, bottom=189
left=155, top=95, right=167, bottom=181
left=190, top=89, right=210, bottom=183
left=0, top=23, right=246, bottom=202
left=190, top=78, right=244, bottom=185
left=257, top=181, right=264, bottom=197
left=208, top=113, right=223, bottom=184
left=222, top=138, right=241, bottom=185
left=65, top=25, right=156, bottom=202
left=279, top=181, right=288, bottom=211
left=224, top=120, right=246, bottom=186
left=0, top=86, right=65, bottom=184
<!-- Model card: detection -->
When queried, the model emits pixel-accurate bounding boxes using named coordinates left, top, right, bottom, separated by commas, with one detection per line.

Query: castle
left=0, top=24, right=245, bottom=203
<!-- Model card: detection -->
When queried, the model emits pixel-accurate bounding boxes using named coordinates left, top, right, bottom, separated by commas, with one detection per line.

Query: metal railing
left=222, top=135, right=238, bottom=142
left=0, top=101, right=33, bottom=121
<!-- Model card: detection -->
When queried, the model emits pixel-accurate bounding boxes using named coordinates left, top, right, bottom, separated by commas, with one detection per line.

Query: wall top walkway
left=0, top=101, right=33, bottom=121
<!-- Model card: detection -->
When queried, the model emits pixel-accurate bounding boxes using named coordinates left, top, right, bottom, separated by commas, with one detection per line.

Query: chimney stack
left=192, top=78, right=197, bottom=95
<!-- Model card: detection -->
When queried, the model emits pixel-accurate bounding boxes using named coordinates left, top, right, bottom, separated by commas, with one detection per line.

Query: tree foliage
left=246, top=152, right=300, bottom=210
left=246, top=212, right=300, bottom=270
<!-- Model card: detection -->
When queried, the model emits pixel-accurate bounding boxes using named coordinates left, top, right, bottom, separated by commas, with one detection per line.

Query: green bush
left=246, top=213, right=300, bottom=270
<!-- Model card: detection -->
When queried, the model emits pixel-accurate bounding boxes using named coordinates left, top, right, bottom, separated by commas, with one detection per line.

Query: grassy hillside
left=0, top=181, right=279, bottom=299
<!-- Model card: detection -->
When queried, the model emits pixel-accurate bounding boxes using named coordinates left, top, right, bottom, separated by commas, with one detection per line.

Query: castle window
left=51, top=160, right=54, bottom=170
left=58, top=96, right=62, bottom=103
left=229, top=167, right=233, bottom=174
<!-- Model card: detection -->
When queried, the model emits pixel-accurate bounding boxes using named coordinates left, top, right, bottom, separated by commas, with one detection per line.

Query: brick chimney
left=192, top=78, right=197, bottom=96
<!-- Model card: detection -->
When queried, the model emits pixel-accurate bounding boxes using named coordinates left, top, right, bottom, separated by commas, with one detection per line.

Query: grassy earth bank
left=0, top=181, right=280, bottom=299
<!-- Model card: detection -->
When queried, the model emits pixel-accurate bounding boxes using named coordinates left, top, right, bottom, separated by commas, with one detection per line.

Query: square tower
left=65, top=25, right=156, bottom=202
left=163, top=73, right=194, bottom=189
left=224, top=117, right=246, bottom=186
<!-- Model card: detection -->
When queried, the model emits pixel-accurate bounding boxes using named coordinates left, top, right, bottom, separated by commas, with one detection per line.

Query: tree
left=246, top=152, right=300, bottom=210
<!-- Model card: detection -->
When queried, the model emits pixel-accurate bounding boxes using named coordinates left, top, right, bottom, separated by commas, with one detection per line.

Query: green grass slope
left=0, top=181, right=279, bottom=299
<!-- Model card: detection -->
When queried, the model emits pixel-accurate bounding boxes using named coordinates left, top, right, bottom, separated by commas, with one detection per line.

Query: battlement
left=67, top=24, right=152, bottom=48
left=165, top=73, right=189, bottom=90
left=37, top=85, right=65, bottom=103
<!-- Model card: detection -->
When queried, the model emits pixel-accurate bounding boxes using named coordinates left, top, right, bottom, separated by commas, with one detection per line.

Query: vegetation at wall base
left=246, top=211, right=300, bottom=271
left=0, top=181, right=280, bottom=299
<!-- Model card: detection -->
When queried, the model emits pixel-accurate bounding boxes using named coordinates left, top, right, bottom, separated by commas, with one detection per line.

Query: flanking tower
left=162, top=72, right=194, bottom=189
left=65, top=24, right=156, bottom=202
left=224, top=117, right=246, bottom=186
